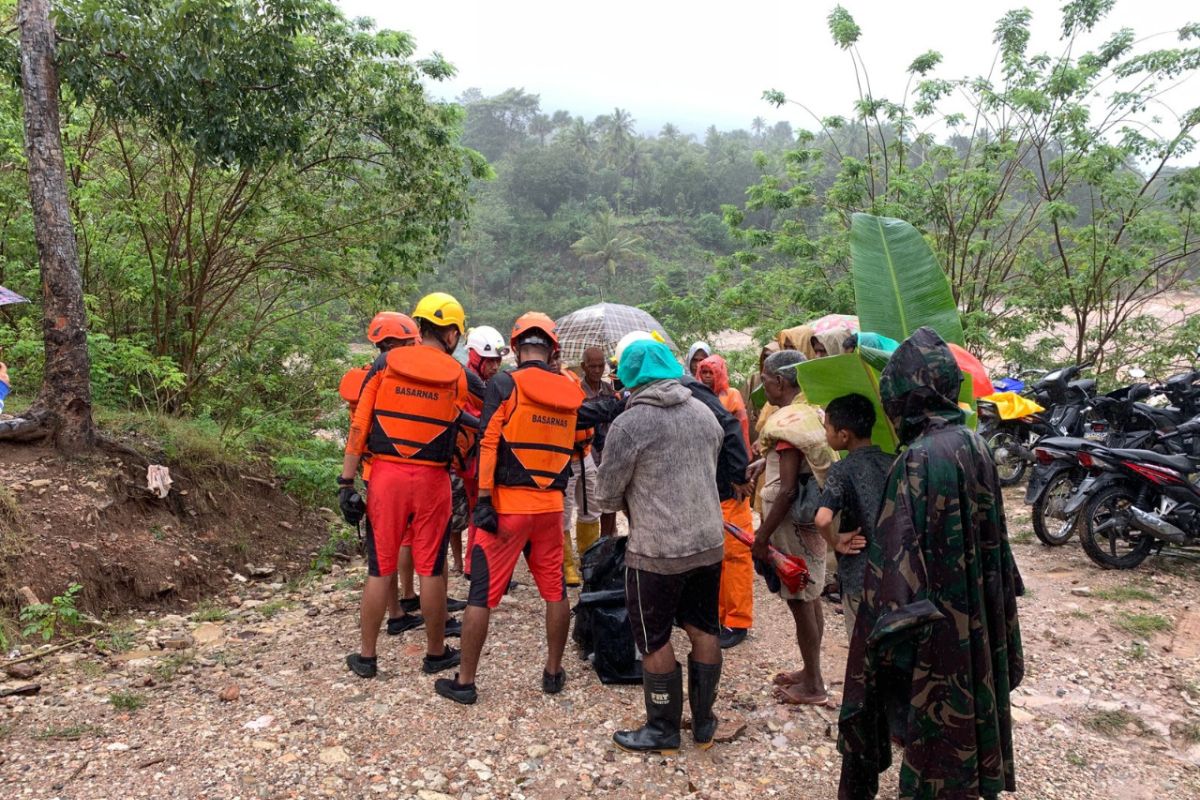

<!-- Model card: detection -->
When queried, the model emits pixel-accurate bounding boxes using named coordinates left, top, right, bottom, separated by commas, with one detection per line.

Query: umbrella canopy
left=809, top=313, right=859, bottom=334
left=948, top=343, right=994, bottom=399
left=0, top=285, right=29, bottom=306
left=554, top=302, right=676, bottom=365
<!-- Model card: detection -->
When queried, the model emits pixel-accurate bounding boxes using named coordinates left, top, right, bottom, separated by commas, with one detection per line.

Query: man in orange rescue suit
left=434, top=312, right=587, bottom=704
left=340, top=292, right=470, bottom=679
left=337, top=312, right=424, bottom=633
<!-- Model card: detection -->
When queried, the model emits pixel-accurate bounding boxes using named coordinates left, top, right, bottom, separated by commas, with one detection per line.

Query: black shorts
left=625, top=562, right=721, bottom=655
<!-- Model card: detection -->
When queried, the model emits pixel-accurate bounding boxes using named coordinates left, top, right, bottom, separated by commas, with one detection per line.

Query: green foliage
left=659, top=3, right=1200, bottom=379
left=1084, top=709, right=1146, bottom=736
left=35, top=724, right=104, bottom=740
left=1093, top=586, right=1157, bottom=602
left=2, top=0, right=485, bottom=429
left=309, top=523, right=358, bottom=576
left=850, top=214, right=964, bottom=346
left=154, top=650, right=194, bottom=683
left=108, top=690, right=146, bottom=711
left=19, top=583, right=84, bottom=641
left=191, top=602, right=228, bottom=623
left=1114, top=612, right=1173, bottom=636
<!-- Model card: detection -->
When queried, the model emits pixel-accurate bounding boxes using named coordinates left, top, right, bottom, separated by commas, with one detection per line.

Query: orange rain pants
left=718, top=496, right=755, bottom=629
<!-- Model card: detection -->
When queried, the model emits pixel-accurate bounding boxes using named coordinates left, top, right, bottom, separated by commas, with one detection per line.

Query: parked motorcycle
left=984, top=364, right=1096, bottom=486
left=1063, top=418, right=1200, bottom=569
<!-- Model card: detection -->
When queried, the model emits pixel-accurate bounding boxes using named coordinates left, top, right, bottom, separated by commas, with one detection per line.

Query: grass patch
left=257, top=599, right=292, bottom=619
left=1114, top=613, right=1173, bottom=636
left=1065, top=750, right=1087, bottom=767
left=1068, top=609, right=1090, bottom=620
left=1174, top=722, right=1200, bottom=744
left=96, top=408, right=245, bottom=472
left=77, top=660, right=106, bottom=678
left=1083, top=709, right=1146, bottom=737
left=99, top=627, right=135, bottom=654
left=1009, top=527, right=1033, bottom=545
left=1093, top=586, right=1157, bottom=602
left=1129, top=641, right=1148, bottom=661
left=0, top=484, right=23, bottom=529
left=191, top=602, right=228, bottom=622
left=309, top=523, right=357, bottom=577
left=108, top=690, right=146, bottom=711
left=153, top=651, right=194, bottom=683
left=35, top=723, right=104, bottom=740
left=334, top=574, right=365, bottom=591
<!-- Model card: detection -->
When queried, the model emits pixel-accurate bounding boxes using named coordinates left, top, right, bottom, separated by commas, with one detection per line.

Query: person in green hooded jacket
left=837, top=326, right=1024, bottom=800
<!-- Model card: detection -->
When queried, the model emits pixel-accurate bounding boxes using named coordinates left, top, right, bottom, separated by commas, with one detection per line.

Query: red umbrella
left=948, top=343, right=993, bottom=399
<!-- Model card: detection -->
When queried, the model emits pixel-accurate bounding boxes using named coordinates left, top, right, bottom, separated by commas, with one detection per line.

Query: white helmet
left=467, top=325, right=509, bottom=358
left=615, top=330, right=655, bottom=363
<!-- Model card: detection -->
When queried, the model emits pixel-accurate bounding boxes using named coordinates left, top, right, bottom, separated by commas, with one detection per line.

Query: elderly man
left=596, top=339, right=724, bottom=755
left=579, top=346, right=619, bottom=538
left=751, top=350, right=837, bottom=705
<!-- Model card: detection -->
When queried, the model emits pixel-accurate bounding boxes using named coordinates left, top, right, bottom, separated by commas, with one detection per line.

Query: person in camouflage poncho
left=837, top=327, right=1024, bottom=800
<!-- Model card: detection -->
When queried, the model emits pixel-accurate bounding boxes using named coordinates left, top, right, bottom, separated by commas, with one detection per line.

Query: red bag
left=724, top=523, right=810, bottom=594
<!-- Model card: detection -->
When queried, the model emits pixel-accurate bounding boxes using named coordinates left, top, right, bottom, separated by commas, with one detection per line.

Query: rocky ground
left=2, top=491, right=1200, bottom=800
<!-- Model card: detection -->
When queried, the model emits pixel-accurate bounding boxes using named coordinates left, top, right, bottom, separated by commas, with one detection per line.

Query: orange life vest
left=496, top=367, right=584, bottom=491
left=366, top=347, right=464, bottom=467
left=338, top=365, right=372, bottom=418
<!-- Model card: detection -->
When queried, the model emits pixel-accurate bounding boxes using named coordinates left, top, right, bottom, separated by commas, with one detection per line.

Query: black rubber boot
left=613, top=663, right=682, bottom=755
left=688, top=657, right=722, bottom=749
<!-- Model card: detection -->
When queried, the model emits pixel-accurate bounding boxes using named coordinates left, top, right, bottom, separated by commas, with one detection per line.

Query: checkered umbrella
left=554, top=303, right=677, bottom=366
left=0, top=285, right=29, bottom=306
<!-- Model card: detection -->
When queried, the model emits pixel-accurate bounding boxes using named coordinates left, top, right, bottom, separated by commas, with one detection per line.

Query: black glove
left=338, top=485, right=365, bottom=525
left=473, top=496, right=498, bottom=533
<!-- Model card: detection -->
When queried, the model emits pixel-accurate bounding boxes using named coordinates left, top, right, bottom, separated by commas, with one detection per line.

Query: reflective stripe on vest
left=366, top=347, right=463, bottom=466
left=496, top=368, right=584, bottom=491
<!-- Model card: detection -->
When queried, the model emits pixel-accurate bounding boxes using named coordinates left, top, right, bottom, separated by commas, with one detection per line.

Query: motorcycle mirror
left=1129, top=367, right=1147, bottom=379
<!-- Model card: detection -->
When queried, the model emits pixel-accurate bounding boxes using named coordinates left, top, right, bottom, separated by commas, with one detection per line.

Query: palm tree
left=563, top=116, right=596, bottom=161
left=751, top=116, right=767, bottom=141
left=660, top=122, right=680, bottom=142
left=529, top=113, right=554, bottom=145
left=571, top=210, right=644, bottom=283
left=604, top=107, right=635, bottom=168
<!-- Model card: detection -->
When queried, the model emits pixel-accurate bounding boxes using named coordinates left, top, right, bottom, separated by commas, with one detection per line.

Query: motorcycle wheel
left=1079, top=484, right=1154, bottom=569
left=1032, top=472, right=1079, bottom=546
left=988, top=430, right=1028, bottom=486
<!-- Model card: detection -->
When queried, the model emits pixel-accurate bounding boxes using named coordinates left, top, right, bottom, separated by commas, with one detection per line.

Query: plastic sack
left=572, top=536, right=642, bottom=685
left=979, top=391, right=1044, bottom=421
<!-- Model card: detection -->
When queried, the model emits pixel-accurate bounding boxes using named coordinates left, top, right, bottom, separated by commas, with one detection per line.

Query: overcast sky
left=337, top=0, right=1198, bottom=147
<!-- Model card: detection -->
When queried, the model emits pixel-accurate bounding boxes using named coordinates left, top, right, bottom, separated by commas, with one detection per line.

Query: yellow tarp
left=980, top=391, right=1044, bottom=421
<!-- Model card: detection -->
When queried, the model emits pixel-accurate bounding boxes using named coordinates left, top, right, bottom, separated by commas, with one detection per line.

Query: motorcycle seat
left=1108, top=448, right=1197, bottom=474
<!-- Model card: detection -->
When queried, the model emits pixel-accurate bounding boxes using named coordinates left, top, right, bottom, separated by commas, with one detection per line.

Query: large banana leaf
left=795, top=354, right=899, bottom=453
left=851, top=213, right=965, bottom=346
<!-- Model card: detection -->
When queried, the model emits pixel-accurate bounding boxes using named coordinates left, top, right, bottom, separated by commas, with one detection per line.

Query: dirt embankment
left=0, top=440, right=333, bottom=618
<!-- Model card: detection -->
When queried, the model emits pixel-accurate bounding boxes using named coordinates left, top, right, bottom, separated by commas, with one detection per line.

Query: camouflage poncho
left=838, top=327, right=1025, bottom=800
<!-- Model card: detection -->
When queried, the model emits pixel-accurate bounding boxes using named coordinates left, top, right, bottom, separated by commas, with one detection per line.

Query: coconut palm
left=571, top=210, right=644, bottom=283
left=604, top=107, right=635, bottom=168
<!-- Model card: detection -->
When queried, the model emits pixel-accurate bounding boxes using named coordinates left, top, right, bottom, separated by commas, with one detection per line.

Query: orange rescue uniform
left=471, top=361, right=584, bottom=608
left=346, top=347, right=469, bottom=577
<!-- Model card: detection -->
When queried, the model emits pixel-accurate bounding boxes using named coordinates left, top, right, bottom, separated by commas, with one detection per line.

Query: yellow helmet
left=412, top=292, right=466, bottom=335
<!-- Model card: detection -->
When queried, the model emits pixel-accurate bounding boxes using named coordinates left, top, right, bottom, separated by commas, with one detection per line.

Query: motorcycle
left=1062, top=418, right=1200, bottom=569
left=984, top=364, right=1096, bottom=486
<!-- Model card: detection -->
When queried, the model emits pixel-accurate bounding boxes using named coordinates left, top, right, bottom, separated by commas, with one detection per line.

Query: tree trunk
left=13, top=0, right=95, bottom=450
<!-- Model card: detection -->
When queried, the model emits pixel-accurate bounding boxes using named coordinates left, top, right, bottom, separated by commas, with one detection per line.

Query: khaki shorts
left=775, top=520, right=827, bottom=603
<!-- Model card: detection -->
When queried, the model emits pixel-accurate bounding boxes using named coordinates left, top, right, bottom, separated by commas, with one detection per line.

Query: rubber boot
left=688, top=657, right=722, bottom=749
left=575, top=519, right=600, bottom=565
left=613, top=663, right=683, bottom=755
left=562, top=531, right=582, bottom=587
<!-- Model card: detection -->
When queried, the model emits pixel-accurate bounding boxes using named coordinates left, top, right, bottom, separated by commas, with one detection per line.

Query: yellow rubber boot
left=563, top=531, right=582, bottom=587
left=575, top=519, right=601, bottom=563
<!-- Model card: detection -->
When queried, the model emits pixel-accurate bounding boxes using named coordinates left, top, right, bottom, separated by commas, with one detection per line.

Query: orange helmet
left=510, top=311, right=559, bottom=349
left=366, top=311, right=420, bottom=344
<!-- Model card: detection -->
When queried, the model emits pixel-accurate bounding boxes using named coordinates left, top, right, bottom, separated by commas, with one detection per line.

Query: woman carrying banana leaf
left=838, top=327, right=1024, bottom=800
